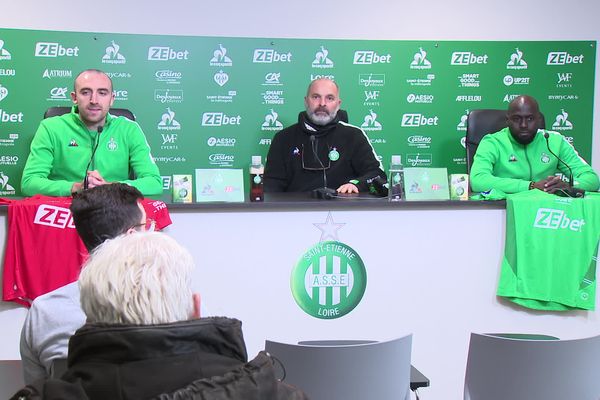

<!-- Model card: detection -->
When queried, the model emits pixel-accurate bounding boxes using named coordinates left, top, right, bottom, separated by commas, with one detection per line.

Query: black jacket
left=11, top=317, right=308, bottom=400
left=264, top=112, right=385, bottom=192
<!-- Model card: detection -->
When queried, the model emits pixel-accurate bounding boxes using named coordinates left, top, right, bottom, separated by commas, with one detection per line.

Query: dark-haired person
left=264, top=78, right=385, bottom=194
left=19, top=183, right=152, bottom=384
left=21, top=68, right=161, bottom=196
left=470, top=95, right=599, bottom=194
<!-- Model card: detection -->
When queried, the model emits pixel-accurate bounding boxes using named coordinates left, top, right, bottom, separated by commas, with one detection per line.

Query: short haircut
left=70, top=183, right=144, bottom=251
left=79, top=232, right=195, bottom=325
left=73, top=68, right=113, bottom=92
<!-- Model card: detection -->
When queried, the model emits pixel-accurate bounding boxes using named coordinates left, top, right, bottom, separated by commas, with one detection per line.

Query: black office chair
left=43, top=106, right=136, bottom=121
left=465, top=109, right=545, bottom=173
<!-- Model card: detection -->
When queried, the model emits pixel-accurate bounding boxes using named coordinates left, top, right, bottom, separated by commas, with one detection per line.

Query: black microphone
left=543, top=132, right=584, bottom=198
left=83, top=125, right=103, bottom=190
left=309, top=134, right=337, bottom=200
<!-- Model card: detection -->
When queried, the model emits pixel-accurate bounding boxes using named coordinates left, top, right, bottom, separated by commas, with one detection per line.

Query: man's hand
left=337, top=183, right=359, bottom=194
left=71, top=181, right=83, bottom=195
left=531, top=176, right=569, bottom=193
left=86, top=170, right=109, bottom=189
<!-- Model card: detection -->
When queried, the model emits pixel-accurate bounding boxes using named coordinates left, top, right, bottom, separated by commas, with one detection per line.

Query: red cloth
left=2, top=195, right=172, bottom=307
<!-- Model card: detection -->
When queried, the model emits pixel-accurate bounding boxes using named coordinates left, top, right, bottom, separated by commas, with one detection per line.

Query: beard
left=306, top=105, right=339, bottom=126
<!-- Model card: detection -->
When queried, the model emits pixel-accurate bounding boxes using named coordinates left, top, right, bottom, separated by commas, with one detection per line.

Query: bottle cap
left=391, top=155, right=402, bottom=165
left=252, top=155, right=262, bottom=165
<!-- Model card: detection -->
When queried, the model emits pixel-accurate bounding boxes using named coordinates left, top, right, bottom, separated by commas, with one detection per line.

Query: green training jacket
left=21, top=107, right=162, bottom=196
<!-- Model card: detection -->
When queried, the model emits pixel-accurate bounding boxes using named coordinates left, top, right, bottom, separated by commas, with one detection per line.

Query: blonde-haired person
left=11, top=232, right=307, bottom=400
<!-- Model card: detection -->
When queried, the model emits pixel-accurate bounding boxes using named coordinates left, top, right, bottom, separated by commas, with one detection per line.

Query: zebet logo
left=35, top=42, right=79, bottom=57
left=451, top=52, right=488, bottom=65
left=34, top=204, right=75, bottom=229
left=147, top=46, right=189, bottom=61
left=353, top=51, right=391, bottom=64
left=534, top=208, right=585, bottom=232
left=291, top=241, right=367, bottom=319
left=201, top=112, right=241, bottom=126
left=401, top=113, right=439, bottom=127
left=547, top=52, right=584, bottom=65
left=252, top=49, right=292, bottom=63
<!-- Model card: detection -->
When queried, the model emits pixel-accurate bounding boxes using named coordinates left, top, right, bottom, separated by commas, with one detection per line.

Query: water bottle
left=388, top=155, right=405, bottom=201
left=250, top=155, right=264, bottom=202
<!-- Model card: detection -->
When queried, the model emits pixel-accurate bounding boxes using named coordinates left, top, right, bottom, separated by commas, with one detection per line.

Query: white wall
left=2, top=0, right=599, bottom=167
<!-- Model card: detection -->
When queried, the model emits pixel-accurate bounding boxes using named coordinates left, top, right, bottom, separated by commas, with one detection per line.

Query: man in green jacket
left=21, top=69, right=162, bottom=197
left=470, top=95, right=599, bottom=194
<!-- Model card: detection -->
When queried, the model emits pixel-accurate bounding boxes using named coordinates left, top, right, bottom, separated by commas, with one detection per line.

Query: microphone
left=309, top=134, right=337, bottom=200
left=543, top=132, right=584, bottom=198
left=83, top=125, right=103, bottom=190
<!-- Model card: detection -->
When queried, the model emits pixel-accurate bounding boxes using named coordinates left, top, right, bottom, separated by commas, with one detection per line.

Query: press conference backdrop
left=0, top=28, right=595, bottom=197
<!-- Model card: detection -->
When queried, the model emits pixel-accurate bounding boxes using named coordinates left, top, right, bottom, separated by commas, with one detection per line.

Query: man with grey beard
left=264, top=78, right=385, bottom=194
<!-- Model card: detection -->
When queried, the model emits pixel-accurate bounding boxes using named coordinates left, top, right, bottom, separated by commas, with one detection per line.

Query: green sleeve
left=470, top=136, right=531, bottom=194
left=21, top=122, right=74, bottom=197
left=120, top=123, right=163, bottom=196
left=557, top=137, right=599, bottom=191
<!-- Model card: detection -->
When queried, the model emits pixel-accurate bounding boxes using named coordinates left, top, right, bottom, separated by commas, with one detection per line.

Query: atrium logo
left=42, top=69, right=71, bottom=79
left=291, top=213, right=367, bottom=320
left=210, top=44, right=233, bottom=67
left=506, top=48, right=527, bottom=69
left=102, top=40, right=126, bottom=64
left=312, top=46, right=334, bottom=68
left=410, top=47, right=432, bottom=69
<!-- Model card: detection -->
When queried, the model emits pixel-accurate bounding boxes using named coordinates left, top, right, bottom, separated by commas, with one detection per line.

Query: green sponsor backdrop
left=0, top=28, right=595, bottom=198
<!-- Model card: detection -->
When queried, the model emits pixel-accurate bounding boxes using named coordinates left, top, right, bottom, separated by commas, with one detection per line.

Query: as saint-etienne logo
left=291, top=213, right=367, bottom=319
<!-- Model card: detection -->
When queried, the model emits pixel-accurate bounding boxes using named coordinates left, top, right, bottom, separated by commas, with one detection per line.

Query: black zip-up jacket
left=264, top=112, right=385, bottom=192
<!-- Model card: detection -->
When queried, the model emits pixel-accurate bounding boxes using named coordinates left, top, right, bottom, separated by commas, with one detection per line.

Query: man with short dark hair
left=264, top=78, right=385, bottom=194
left=470, top=95, right=599, bottom=194
left=21, top=69, right=162, bottom=196
left=19, top=183, right=151, bottom=384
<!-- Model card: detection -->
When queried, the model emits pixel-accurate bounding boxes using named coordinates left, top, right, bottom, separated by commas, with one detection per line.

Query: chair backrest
left=43, top=106, right=136, bottom=121
left=465, top=109, right=545, bottom=173
left=265, top=335, right=412, bottom=400
left=464, top=333, right=600, bottom=400
left=0, top=360, right=24, bottom=399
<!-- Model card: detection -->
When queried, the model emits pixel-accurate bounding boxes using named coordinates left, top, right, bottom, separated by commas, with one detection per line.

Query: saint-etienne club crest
left=290, top=212, right=367, bottom=319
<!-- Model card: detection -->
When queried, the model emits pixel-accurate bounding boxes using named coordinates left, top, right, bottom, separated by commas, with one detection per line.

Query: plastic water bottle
left=250, top=155, right=264, bottom=202
left=388, top=155, right=405, bottom=201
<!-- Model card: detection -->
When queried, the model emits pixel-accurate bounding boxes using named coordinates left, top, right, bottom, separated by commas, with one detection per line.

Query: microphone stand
left=309, top=135, right=337, bottom=200
left=83, top=125, right=103, bottom=190
left=543, top=132, right=584, bottom=198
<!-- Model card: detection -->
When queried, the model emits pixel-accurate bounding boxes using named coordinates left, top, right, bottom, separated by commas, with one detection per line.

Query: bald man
left=470, top=95, right=599, bottom=194
left=21, top=69, right=162, bottom=197
left=264, top=78, right=385, bottom=194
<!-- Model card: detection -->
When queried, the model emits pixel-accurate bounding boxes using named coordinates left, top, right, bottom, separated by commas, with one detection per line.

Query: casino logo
left=291, top=214, right=366, bottom=319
